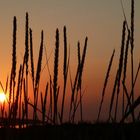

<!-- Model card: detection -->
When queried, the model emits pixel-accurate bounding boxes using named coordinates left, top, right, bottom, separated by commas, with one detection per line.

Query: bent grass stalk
left=122, top=29, right=130, bottom=117
left=34, top=30, right=44, bottom=122
left=114, top=21, right=126, bottom=121
left=97, top=49, right=115, bottom=121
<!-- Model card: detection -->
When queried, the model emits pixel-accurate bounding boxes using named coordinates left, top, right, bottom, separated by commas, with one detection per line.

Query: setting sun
left=0, top=92, right=7, bottom=103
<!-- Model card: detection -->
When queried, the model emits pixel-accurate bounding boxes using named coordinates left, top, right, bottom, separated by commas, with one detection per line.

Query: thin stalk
left=97, top=49, right=115, bottom=121
left=114, top=21, right=126, bottom=121
left=53, top=29, right=59, bottom=124
left=61, top=26, right=68, bottom=123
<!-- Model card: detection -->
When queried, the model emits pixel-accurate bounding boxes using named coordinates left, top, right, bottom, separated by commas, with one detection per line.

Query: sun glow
left=0, top=92, right=7, bottom=103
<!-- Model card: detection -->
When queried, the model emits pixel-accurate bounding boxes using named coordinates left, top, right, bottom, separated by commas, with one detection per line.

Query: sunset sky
left=0, top=0, right=140, bottom=121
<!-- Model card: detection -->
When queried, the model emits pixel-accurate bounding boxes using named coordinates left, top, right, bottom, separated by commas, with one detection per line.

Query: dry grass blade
left=122, top=81, right=133, bottom=122
left=34, top=30, right=44, bottom=121
left=109, top=21, right=126, bottom=121
left=13, top=65, right=22, bottom=120
left=74, top=37, right=88, bottom=122
left=133, top=62, right=140, bottom=85
left=77, top=42, right=81, bottom=66
left=9, top=70, right=13, bottom=119
left=24, top=12, right=29, bottom=121
left=29, top=28, right=35, bottom=88
left=41, top=92, right=43, bottom=112
left=114, top=21, right=126, bottom=120
left=121, top=96, right=140, bottom=123
left=27, top=101, right=54, bottom=124
left=44, top=83, right=49, bottom=110
left=97, top=49, right=115, bottom=121
left=41, top=83, right=48, bottom=124
left=122, top=29, right=130, bottom=117
left=79, top=37, right=88, bottom=121
left=0, top=81, right=5, bottom=93
left=123, top=30, right=130, bottom=84
left=120, top=0, right=129, bottom=30
left=53, top=28, right=59, bottom=124
left=130, top=0, right=135, bottom=105
left=124, top=62, right=140, bottom=119
left=25, top=12, right=29, bottom=75
left=61, top=26, right=68, bottom=123
left=108, top=65, right=118, bottom=120
left=63, top=26, right=67, bottom=78
left=12, top=16, right=17, bottom=105
left=77, top=37, right=88, bottom=90
left=117, top=21, right=126, bottom=96
left=131, top=0, right=134, bottom=52
left=72, top=88, right=86, bottom=119
left=129, top=0, right=135, bottom=121
left=48, top=76, right=53, bottom=122
left=5, top=76, right=9, bottom=94
left=35, top=30, right=44, bottom=89
left=69, top=42, right=81, bottom=122
left=9, top=70, right=12, bottom=104
left=12, top=16, right=17, bottom=83
left=44, top=46, right=52, bottom=77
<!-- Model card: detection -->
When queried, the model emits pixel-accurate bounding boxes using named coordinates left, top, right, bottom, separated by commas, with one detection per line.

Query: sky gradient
left=0, top=0, right=140, bottom=121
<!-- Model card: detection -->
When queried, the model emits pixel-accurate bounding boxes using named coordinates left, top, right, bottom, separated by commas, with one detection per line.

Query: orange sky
left=0, top=0, right=140, bottom=121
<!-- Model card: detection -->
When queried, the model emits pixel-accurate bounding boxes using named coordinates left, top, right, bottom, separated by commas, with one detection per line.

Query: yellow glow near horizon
left=0, top=92, right=7, bottom=103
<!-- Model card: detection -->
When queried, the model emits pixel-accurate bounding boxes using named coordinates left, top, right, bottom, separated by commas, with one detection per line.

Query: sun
left=0, top=92, right=7, bottom=103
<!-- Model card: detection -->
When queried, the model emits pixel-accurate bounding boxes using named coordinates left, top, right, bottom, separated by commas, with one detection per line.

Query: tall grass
left=25, top=12, right=29, bottom=121
left=53, top=29, right=59, bottom=124
left=12, top=16, right=17, bottom=109
left=108, top=21, right=126, bottom=121
left=130, top=0, right=135, bottom=121
left=97, top=49, right=115, bottom=121
left=60, top=26, right=68, bottom=123
left=29, top=28, right=35, bottom=90
left=69, top=37, right=88, bottom=123
left=77, top=37, right=88, bottom=121
left=122, top=29, right=130, bottom=117
left=114, top=21, right=126, bottom=121
left=8, top=16, right=17, bottom=120
left=33, top=30, right=44, bottom=123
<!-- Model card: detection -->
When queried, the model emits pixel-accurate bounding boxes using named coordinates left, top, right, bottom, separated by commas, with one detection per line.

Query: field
left=0, top=123, right=140, bottom=140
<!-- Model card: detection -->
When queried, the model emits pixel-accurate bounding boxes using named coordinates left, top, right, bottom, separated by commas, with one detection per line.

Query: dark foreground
left=0, top=123, right=140, bottom=140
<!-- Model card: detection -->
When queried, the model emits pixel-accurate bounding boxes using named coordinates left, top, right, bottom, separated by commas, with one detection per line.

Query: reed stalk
left=97, top=49, right=115, bottom=121
left=34, top=30, right=44, bottom=122
left=60, top=26, right=68, bottom=123
left=114, top=21, right=126, bottom=121
left=12, top=16, right=17, bottom=106
left=25, top=12, right=29, bottom=121
left=29, top=28, right=35, bottom=89
left=13, top=65, right=22, bottom=121
left=77, top=37, right=88, bottom=122
left=53, top=29, right=59, bottom=124
left=122, top=29, right=130, bottom=117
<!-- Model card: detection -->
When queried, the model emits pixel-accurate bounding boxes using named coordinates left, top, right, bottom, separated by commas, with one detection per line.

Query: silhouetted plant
left=122, top=29, right=130, bottom=117
left=53, top=29, right=59, bottom=124
left=114, top=21, right=126, bottom=121
left=33, top=30, right=44, bottom=123
left=97, top=49, right=115, bottom=121
left=24, top=12, right=29, bottom=121
left=60, top=26, right=69, bottom=123
left=108, top=21, right=126, bottom=122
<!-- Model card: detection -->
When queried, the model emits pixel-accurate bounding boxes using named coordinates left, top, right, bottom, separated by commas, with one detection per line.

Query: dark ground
left=0, top=123, right=140, bottom=140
